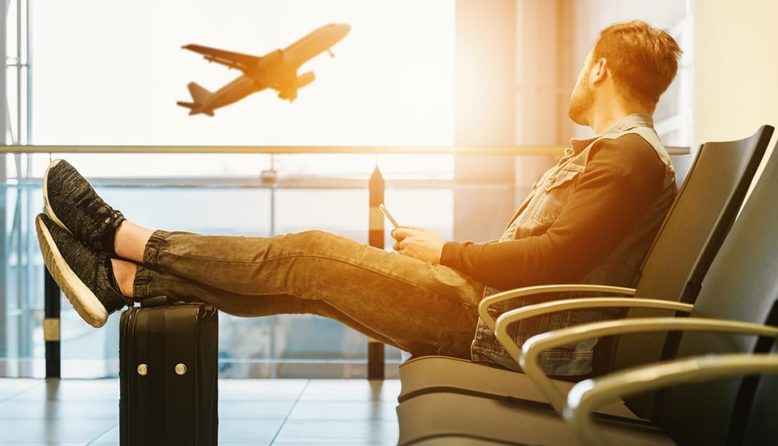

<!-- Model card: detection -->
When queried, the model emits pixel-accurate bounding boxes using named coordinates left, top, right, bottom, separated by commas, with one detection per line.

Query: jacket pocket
left=530, top=165, right=583, bottom=225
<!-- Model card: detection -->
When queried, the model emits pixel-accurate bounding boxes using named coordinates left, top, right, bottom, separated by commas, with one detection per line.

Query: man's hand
left=391, top=226, right=446, bottom=264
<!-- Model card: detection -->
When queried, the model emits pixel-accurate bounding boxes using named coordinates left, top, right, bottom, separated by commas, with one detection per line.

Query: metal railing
left=0, top=145, right=564, bottom=155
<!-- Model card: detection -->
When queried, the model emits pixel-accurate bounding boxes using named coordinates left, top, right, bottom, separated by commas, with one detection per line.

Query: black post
left=367, top=166, right=385, bottom=380
left=44, top=269, right=60, bottom=378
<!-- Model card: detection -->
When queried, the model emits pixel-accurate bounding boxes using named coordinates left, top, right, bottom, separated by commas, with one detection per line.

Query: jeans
left=132, top=229, right=484, bottom=359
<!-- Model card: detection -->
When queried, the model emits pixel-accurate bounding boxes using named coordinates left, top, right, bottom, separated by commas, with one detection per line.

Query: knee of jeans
left=294, top=229, right=327, bottom=244
left=289, top=229, right=338, bottom=253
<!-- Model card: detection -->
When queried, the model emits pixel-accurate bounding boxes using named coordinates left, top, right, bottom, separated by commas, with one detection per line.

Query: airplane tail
left=177, top=82, right=215, bottom=116
left=186, top=82, right=213, bottom=104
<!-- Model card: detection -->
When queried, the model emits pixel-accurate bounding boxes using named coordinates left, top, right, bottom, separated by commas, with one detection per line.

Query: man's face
left=568, top=51, right=595, bottom=126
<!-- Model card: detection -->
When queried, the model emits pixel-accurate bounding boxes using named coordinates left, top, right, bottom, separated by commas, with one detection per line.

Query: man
left=37, top=20, right=681, bottom=375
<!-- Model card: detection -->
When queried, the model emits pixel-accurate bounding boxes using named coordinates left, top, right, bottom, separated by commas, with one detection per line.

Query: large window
left=1, top=0, right=456, bottom=378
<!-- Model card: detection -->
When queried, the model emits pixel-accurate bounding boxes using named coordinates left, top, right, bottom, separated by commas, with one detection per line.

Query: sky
left=32, top=0, right=455, bottom=147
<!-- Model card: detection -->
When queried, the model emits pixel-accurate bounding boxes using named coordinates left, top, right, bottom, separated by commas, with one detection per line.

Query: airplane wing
left=182, top=44, right=262, bottom=71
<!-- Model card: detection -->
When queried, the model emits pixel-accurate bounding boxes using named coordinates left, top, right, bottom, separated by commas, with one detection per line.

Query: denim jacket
left=471, top=114, right=676, bottom=375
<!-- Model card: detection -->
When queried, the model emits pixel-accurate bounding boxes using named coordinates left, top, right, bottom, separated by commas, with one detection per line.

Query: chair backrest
left=644, top=142, right=778, bottom=445
left=633, top=125, right=773, bottom=302
left=669, top=152, right=694, bottom=190
left=742, top=344, right=778, bottom=445
left=612, top=126, right=774, bottom=375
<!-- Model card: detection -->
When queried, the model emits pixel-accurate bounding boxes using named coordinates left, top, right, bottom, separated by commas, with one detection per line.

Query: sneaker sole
left=35, top=215, right=108, bottom=328
left=43, top=159, right=70, bottom=232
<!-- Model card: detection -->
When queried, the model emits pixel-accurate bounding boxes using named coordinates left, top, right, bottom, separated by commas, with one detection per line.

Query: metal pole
left=16, top=0, right=21, bottom=144
left=44, top=269, right=61, bottom=378
left=1, top=0, right=6, bottom=144
left=367, top=166, right=385, bottom=380
left=0, top=158, right=5, bottom=365
left=25, top=0, right=32, bottom=144
left=0, top=0, right=9, bottom=364
left=29, top=0, right=56, bottom=375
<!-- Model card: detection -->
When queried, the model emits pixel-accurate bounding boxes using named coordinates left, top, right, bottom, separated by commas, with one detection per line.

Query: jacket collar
left=569, top=113, right=655, bottom=154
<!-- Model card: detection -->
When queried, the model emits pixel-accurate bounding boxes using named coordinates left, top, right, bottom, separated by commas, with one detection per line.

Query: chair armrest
left=508, top=317, right=778, bottom=414
left=478, top=284, right=636, bottom=331
left=493, top=298, right=692, bottom=370
left=565, top=353, right=778, bottom=446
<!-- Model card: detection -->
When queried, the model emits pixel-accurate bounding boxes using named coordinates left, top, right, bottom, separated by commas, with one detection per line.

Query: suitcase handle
left=137, top=295, right=172, bottom=308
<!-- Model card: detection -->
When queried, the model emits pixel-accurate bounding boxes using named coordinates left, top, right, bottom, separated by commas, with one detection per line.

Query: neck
left=588, top=97, right=650, bottom=134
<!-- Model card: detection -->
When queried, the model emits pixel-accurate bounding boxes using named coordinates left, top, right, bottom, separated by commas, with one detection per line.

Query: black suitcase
left=120, top=302, right=219, bottom=446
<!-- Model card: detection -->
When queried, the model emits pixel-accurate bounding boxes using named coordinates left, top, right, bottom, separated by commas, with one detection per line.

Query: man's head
left=568, top=20, right=682, bottom=127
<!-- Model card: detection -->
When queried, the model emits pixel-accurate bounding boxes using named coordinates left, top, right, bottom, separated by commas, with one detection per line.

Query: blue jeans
left=133, top=229, right=484, bottom=358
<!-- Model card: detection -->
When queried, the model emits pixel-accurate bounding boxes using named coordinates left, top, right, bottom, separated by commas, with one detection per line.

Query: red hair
left=593, top=20, right=682, bottom=109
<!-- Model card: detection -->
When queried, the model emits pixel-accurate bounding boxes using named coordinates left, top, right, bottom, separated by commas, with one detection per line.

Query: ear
left=589, top=58, right=608, bottom=85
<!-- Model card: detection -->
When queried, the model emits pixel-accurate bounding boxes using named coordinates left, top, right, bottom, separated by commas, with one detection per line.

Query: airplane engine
left=278, top=72, right=316, bottom=101
left=295, top=71, right=316, bottom=89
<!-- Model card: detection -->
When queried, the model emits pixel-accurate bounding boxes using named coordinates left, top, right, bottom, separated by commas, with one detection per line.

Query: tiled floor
left=0, top=378, right=400, bottom=445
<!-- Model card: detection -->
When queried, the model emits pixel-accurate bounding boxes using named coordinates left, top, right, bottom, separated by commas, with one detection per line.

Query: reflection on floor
left=0, top=378, right=400, bottom=445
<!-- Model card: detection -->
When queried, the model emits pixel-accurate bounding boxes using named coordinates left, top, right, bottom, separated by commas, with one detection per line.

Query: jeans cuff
left=133, top=230, right=170, bottom=300
left=142, top=229, right=170, bottom=267
left=132, top=265, right=154, bottom=300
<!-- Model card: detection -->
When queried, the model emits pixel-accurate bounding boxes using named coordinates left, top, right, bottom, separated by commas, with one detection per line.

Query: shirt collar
left=567, top=113, right=655, bottom=154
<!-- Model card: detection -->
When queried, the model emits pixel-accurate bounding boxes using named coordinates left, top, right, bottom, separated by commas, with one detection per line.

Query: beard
left=567, top=80, right=594, bottom=126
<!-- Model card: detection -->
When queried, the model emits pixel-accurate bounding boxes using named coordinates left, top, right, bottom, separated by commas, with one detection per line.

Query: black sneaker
left=43, top=159, right=125, bottom=256
left=35, top=213, right=129, bottom=328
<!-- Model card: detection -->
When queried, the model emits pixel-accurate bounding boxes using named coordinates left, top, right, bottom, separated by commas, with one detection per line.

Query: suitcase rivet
left=137, top=364, right=148, bottom=376
left=175, top=363, right=187, bottom=376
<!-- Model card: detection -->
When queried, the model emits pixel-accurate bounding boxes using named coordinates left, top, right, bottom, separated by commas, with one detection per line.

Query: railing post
left=0, top=0, right=7, bottom=370
left=0, top=157, right=6, bottom=367
left=44, top=269, right=61, bottom=378
left=367, top=166, right=385, bottom=380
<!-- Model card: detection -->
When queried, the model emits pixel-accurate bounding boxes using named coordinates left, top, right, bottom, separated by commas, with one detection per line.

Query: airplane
left=177, top=23, right=351, bottom=116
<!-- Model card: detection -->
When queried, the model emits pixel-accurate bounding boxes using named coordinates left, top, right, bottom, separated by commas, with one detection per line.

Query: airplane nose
left=339, top=24, right=351, bottom=37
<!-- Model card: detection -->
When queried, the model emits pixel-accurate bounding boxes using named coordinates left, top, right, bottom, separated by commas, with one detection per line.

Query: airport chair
left=396, top=137, right=778, bottom=445
left=566, top=348, right=778, bottom=445
left=741, top=347, right=778, bottom=444
left=398, top=126, right=774, bottom=411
